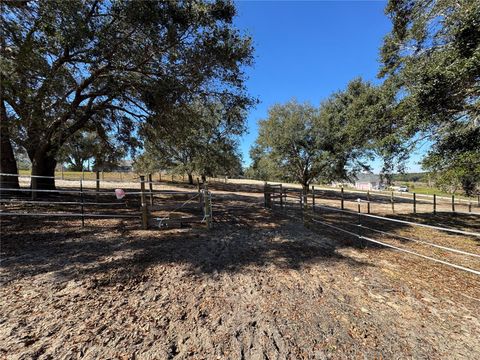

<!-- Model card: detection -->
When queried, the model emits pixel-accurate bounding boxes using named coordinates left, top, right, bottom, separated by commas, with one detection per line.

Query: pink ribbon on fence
left=115, top=188, right=126, bottom=200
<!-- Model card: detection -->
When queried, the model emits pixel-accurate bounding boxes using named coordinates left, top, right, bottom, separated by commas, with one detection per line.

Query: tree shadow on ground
left=0, top=204, right=370, bottom=287
left=2, top=193, right=477, bottom=288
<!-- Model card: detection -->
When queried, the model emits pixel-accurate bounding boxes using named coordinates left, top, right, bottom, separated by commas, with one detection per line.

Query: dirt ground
left=1, top=190, right=479, bottom=359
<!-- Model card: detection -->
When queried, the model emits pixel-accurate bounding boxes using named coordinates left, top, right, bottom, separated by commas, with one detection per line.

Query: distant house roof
left=354, top=173, right=381, bottom=183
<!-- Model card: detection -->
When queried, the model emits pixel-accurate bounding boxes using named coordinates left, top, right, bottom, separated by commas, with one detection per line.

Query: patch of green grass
left=397, top=181, right=475, bottom=200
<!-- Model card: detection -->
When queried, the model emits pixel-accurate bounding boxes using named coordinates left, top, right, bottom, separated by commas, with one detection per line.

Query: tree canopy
left=378, top=0, right=480, bottom=194
left=250, top=80, right=378, bottom=191
left=137, top=101, right=245, bottom=183
left=1, top=0, right=254, bottom=188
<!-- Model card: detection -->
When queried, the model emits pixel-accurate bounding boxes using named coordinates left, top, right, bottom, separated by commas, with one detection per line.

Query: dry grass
left=1, top=189, right=479, bottom=359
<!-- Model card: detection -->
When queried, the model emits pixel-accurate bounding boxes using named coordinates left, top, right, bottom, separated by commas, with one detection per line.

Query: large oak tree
left=250, top=80, right=378, bottom=193
left=379, top=0, right=480, bottom=194
left=1, top=0, right=254, bottom=189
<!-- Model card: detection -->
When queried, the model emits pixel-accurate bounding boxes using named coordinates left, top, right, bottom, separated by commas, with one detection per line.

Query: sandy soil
left=1, top=190, right=479, bottom=359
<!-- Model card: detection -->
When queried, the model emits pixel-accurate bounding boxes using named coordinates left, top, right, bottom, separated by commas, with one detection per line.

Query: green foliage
left=139, top=101, right=245, bottom=183
left=379, top=0, right=480, bottom=192
left=250, top=81, right=377, bottom=190
left=58, top=130, right=126, bottom=171
left=391, top=172, right=428, bottom=183
left=1, top=0, right=254, bottom=187
left=422, top=125, right=480, bottom=196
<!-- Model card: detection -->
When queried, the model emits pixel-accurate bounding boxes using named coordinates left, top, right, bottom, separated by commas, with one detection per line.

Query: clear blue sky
left=234, top=0, right=425, bottom=173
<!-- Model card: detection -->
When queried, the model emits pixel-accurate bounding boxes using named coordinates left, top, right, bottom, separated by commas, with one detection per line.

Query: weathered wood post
left=451, top=194, right=455, bottom=213
left=61, top=165, right=64, bottom=180
left=264, top=182, right=267, bottom=208
left=197, top=177, right=202, bottom=207
left=413, top=192, right=416, bottom=214
left=279, top=184, right=283, bottom=210
left=148, top=173, right=154, bottom=206
left=367, top=190, right=371, bottom=214
left=95, top=170, right=100, bottom=203
left=140, top=175, right=148, bottom=230
left=80, top=179, right=85, bottom=228
left=312, top=186, right=315, bottom=212
left=433, top=194, right=437, bottom=214
left=203, top=182, right=212, bottom=229
left=303, top=187, right=307, bottom=210
left=171, top=174, right=174, bottom=182
left=391, top=191, right=395, bottom=213
left=341, top=187, right=344, bottom=210
left=468, top=202, right=472, bottom=213
left=31, top=176, right=37, bottom=201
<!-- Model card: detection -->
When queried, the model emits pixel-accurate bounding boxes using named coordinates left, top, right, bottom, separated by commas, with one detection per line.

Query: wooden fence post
left=203, top=183, right=212, bottom=229
left=468, top=202, right=472, bottom=213
left=31, top=176, right=37, bottom=201
left=391, top=191, right=394, bottom=213
left=366, top=190, right=371, bottom=214
left=341, top=187, right=344, bottom=210
left=140, top=175, right=148, bottom=230
left=95, top=170, right=100, bottom=202
left=197, top=178, right=202, bottom=207
left=80, top=179, right=85, bottom=228
left=61, top=166, right=64, bottom=180
left=264, top=182, right=267, bottom=208
left=148, top=173, right=154, bottom=206
left=413, top=192, right=416, bottom=214
left=279, top=184, right=283, bottom=210
left=452, top=194, right=455, bottom=213
left=312, top=186, right=315, bottom=212
left=433, top=194, right=437, bottom=214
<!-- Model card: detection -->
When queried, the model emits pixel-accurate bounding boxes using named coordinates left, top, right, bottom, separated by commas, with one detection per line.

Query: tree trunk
left=302, top=183, right=309, bottom=195
left=201, top=174, right=206, bottom=182
left=188, top=173, right=194, bottom=185
left=31, top=152, right=57, bottom=190
left=0, top=102, right=19, bottom=189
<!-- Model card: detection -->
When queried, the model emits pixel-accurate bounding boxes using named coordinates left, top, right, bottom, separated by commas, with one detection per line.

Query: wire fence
left=0, top=173, right=213, bottom=230
left=264, top=182, right=480, bottom=276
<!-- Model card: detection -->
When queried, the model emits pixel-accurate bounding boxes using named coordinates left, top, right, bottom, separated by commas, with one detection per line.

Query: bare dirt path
left=1, top=191, right=479, bottom=359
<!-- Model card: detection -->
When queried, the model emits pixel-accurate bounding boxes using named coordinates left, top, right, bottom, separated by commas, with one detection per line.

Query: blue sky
left=234, top=0, right=425, bottom=173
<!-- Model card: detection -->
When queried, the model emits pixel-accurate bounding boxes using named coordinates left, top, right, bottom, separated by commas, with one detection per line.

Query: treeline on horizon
left=1, top=0, right=479, bottom=196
